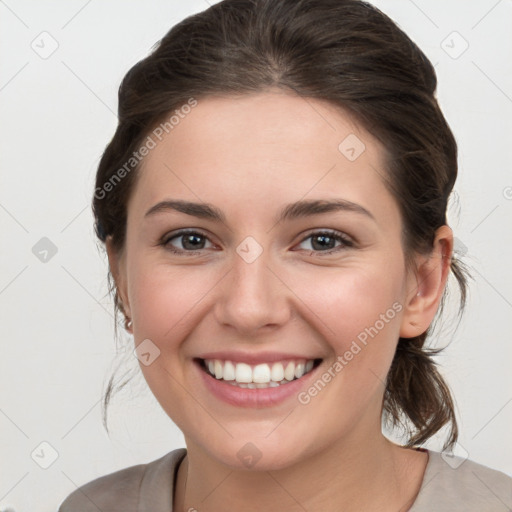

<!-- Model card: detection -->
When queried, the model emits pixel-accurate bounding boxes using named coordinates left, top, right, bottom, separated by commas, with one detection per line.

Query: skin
left=107, top=89, right=453, bottom=511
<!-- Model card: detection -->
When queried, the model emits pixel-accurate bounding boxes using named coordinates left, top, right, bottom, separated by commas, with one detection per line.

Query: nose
left=213, top=246, right=292, bottom=336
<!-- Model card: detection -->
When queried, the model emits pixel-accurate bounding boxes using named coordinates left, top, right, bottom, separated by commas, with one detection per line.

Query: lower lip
left=195, top=360, right=321, bottom=408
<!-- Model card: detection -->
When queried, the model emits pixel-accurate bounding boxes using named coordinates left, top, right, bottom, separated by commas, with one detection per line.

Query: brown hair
left=93, top=0, right=470, bottom=451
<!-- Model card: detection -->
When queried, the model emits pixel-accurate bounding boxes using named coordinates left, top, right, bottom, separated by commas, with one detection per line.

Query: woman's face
left=110, top=91, right=430, bottom=470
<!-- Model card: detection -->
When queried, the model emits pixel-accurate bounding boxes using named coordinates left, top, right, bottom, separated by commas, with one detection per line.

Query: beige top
left=58, top=448, right=512, bottom=511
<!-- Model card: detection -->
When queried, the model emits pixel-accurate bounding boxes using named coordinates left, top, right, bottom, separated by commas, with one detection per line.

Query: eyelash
left=160, top=229, right=354, bottom=257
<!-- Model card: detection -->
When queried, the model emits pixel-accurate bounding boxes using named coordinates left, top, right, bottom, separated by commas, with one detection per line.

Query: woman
left=59, top=0, right=512, bottom=510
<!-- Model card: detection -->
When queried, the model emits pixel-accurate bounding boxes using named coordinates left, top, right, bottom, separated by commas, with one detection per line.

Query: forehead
left=147, top=91, right=369, bottom=165
left=128, top=91, right=399, bottom=228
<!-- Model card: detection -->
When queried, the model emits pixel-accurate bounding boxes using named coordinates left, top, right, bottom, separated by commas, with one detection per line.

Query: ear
left=106, top=236, right=131, bottom=325
left=399, top=225, right=453, bottom=338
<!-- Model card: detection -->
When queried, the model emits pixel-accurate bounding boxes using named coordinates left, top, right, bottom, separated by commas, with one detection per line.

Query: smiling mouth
left=196, top=357, right=323, bottom=388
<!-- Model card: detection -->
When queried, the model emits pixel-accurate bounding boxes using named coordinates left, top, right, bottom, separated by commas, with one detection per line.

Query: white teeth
left=271, top=362, right=284, bottom=382
left=235, top=362, right=252, bottom=383
left=203, top=358, right=318, bottom=387
left=223, top=360, right=236, bottom=381
left=214, top=360, right=223, bottom=379
left=284, top=361, right=296, bottom=381
left=253, top=363, right=271, bottom=383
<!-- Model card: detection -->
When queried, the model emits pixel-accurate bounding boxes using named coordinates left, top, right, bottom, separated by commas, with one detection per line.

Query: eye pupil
left=312, top=234, right=335, bottom=251
left=183, top=233, right=204, bottom=250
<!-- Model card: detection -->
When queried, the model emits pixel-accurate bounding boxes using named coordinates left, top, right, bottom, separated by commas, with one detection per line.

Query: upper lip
left=195, top=351, right=323, bottom=365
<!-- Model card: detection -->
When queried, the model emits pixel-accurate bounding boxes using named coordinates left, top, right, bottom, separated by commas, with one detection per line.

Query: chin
left=194, top=432, right=316, bottom=472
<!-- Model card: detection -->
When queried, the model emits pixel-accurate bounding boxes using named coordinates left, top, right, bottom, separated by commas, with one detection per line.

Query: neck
left=173, top=425, right=427, bottom=512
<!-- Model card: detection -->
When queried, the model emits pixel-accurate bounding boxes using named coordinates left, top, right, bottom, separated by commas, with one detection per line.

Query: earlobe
left=399, top=225, right=453, bottom=339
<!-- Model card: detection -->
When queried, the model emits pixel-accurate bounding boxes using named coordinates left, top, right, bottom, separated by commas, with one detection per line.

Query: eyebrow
left=144, top=198, right=375, bottom=224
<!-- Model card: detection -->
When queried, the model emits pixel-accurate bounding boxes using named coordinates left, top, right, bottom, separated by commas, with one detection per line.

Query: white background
left=0, top=1, right=511, bottom=510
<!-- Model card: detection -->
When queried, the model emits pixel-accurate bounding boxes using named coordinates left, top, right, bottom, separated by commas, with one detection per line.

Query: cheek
left=129, top=262, right=216, bottom=343
left=126, top=261, right=218, bottom=420
left=290, top=264, right=404, bottom=373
